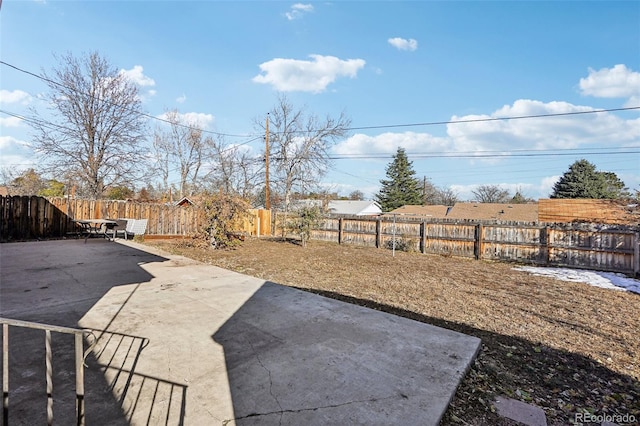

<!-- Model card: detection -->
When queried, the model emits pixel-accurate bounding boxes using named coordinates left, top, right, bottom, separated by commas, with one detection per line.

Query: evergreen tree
left=375, top=148, right=423, bottom=212
left=551, top=159, right=628, bottom=199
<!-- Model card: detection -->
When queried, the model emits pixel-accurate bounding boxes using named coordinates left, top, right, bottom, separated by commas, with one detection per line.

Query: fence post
left=375, top=219, right=381, bottom=248
left=338, top=218, right=344, bottom=244
left=474, top=224, right=484, bottom=260
left=540, top=226, right=550, bottom=265
left=634, top=232, right=639, bottom=277
left=420, top=222, right=426, bottom=254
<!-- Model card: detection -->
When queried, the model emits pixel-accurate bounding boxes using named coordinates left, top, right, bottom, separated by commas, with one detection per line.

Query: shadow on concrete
left=291, top=287, right=640, bottom=425
left=3, top=240, right=484, bottom=425
left=212, top=281, right=481, bottom=426
left=0, top=239, right=183, bottom=425
left=88, top=329, right=187, bottom=425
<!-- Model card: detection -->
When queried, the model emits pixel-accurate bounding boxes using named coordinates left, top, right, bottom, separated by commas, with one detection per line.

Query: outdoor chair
left=111, top=219, right=130, bottom=239
left=118, top=218, right=148, bottom=239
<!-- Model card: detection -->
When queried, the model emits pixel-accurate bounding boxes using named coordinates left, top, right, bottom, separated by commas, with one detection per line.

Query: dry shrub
left=198, top=192, right=252, bottom=249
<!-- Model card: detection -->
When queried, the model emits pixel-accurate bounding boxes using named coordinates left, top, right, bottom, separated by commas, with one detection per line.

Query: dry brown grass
left=144, top=237, right=640, bottom=425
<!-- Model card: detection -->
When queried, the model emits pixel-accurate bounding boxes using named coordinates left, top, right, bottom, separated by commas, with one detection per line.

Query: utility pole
left=423, top=176, right=427, bottom=205
left=265, top=113, right=271, bottom=210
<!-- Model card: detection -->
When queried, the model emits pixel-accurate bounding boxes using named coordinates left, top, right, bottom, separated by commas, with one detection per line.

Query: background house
left=445, top=203, right=538, bottom=222
left=327, top=200, right=382, bottom=216
left=387, top=203, right=538, bottom=222
left=385, top=205, right=451, bottom=219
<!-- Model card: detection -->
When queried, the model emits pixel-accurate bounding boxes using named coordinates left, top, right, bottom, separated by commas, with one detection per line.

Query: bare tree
left=205, top=138, right=261, bottom=199
left=422, top=177, right=439, bottom=204
left=472, top=184, right=511, bottom=203
left=435, top=187, right=459, bottom=206
left=153, top=109, right=211, bottom=198
left=348, top=190, right=364, bottom=200
left=2, top=168, right=45, bottom=195
left=257, top=94, right=351, bottom=214
left=30, top=51, right=148, bottom=199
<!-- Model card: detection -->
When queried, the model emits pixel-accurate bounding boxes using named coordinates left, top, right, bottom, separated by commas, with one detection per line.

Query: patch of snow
left=513, top=266, right=640, bottom=294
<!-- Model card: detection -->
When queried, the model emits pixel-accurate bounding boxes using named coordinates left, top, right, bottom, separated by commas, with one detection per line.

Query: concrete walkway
left=0, top=239, right=481, bottom=425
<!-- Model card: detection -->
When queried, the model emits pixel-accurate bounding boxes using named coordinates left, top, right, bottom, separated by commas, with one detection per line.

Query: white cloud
left=388, top=37, right=418, bottom=51
left=579, top=64, right=640, bottom=99
left=0, top=89, right=32, bottom=105
left=157, top=111, right=214, bottom=129
left=253, top=54, right=366, bottom=93
left=334, top=99, right=640, bottom=159
left=120, top=65, right=156, bottom=87
left=625, top=96, right=640, bottom=108
left=334, top=132, right=449, bottom=156
left=176, top=94, right=187, bottom=104
left=540, top=175, right=560, bottom=196
left=0, top=116, right=24, bottom=127
left=0, top=136, right=19, bottom=149
left=447, top=99, right=640, bottom=152
left=0, top=136, right=35, bottom=170
left=285, top=3, right=314, bottom=20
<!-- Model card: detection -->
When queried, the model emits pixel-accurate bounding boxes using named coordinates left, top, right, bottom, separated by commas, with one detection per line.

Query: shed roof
left=175, top=196, right=196, bottom=207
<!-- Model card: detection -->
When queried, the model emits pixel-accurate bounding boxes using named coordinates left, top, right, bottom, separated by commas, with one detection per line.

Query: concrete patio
left=0, top=238, right=481, bottom=425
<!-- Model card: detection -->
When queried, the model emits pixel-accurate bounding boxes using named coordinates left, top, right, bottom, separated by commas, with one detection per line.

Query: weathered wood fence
left=307, top=216, right=640, bottom=276
left=3, top=196, right=638, bottom=276
left=0, top=196, right=271, bottom=241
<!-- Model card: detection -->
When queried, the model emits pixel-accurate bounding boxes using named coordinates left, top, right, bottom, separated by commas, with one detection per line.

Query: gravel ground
left=143, top=237, right=640, bottom=425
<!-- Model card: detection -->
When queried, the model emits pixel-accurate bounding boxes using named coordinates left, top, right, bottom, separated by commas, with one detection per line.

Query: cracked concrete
left=1, top=239, right=481, bottom=425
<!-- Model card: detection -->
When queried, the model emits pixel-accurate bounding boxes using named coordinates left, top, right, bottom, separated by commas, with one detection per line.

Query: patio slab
left=0, top=238, right=481, bottom=425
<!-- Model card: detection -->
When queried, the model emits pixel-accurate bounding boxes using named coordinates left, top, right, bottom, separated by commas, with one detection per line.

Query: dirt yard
left=144, top=237, right=640, bottom=425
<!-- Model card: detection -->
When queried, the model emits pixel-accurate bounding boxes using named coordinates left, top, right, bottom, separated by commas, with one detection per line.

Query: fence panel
left=0, top=197, right=267, bottom=240
left=2, top=197, right=637, bottom=275
left=481, top=224, right=545, bottom=263
left=342, top=218, right=378, bottom=247
left=311, top=217, right=340, bottom=242
left=547, top=228, right=636, bottom=272
left=423, top=222, right=476, bottom=257
left=306, top=216, right=638, bottom=275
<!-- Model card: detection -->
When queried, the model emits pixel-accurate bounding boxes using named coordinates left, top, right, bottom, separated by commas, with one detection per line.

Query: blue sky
left=1, top=0, right=639, bottom=201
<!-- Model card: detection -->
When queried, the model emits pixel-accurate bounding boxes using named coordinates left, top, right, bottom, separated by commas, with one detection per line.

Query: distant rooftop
left=328, top=200, right=382, bottom=216
left=387, top=202, right=538, bottom=222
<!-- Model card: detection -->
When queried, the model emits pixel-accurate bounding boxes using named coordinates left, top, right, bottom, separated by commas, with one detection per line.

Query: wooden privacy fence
left=306, top=216, right=640, bottom=276
left=0, top=196, right=271, bottom=241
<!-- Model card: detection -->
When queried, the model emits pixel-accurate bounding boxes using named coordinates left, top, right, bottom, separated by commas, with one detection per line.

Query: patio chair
left=123, top=218, right=148, bottom=239
left=112, top=219, right=131, bottom=240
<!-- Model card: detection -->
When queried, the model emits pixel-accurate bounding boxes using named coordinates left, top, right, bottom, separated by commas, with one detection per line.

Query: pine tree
left=375, top=148, right=423, bottom=212
left=551, top=159, right=628, bottom=199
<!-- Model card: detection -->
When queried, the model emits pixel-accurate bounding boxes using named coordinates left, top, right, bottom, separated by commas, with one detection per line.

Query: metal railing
left=1, top=317, right=93, bottom=426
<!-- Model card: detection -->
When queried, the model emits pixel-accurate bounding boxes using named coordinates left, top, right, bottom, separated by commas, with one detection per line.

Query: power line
left=0, top=60, right=253, bottom=139
left=324, top=146, right=640, bottom=160
left=346, top=106, right=640, bottom=131
left=264, top=149, right=639, bottom=161
left=0, top=107, right=263, bottom=158
left=3, top=106, right=637, bottom=165
left=3, top=59, right=640, bottom=136
left=337, top=150, right=640, bottom=160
